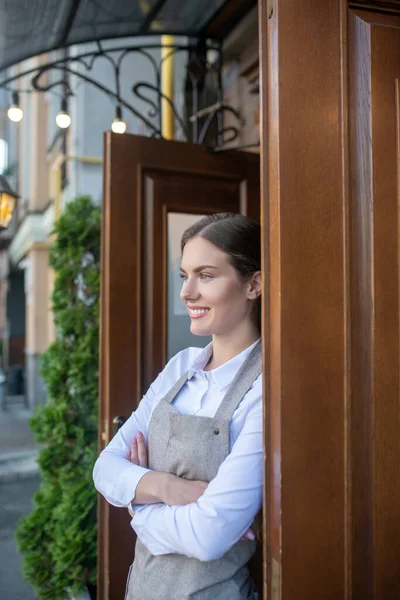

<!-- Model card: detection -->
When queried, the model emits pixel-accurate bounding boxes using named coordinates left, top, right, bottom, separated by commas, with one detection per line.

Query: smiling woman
left=179, top=237, right=260, bottom=364
left=180, top=214, right=261, bottom=352
left=93, top=213, right=263, bottom=600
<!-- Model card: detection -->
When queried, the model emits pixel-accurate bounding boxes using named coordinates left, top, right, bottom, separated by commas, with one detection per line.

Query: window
left=0, top=139, right=8, bottom=174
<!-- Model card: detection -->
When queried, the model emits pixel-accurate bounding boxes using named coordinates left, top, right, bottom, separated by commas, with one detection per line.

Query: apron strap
left=214, top=340, right=262, bottom=422
left=163, top=340, right=262, bottom=417
left=163, top=372, right=189, bottom=405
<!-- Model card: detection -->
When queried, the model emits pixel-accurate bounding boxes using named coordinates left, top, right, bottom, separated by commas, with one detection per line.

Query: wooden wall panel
left=370, top=26, right=400, bottom=598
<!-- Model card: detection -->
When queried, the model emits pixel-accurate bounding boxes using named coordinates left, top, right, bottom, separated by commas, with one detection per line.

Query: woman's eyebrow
left=180, top=265, right=220, bottom=273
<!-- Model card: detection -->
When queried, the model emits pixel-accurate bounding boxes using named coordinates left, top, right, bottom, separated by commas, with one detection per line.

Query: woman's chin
left=190, top=321, right=212, bottom=336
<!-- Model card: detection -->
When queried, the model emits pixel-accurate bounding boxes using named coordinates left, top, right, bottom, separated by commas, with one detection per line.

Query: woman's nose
left=180, top=278, right=199, bottom=301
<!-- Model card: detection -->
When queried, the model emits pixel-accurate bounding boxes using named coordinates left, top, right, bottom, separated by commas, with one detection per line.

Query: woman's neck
left=205, top=324, right=260, bottom=371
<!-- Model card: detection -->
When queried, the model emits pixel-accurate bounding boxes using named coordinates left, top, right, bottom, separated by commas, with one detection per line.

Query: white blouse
left=93, top=340, right=263, bottom=562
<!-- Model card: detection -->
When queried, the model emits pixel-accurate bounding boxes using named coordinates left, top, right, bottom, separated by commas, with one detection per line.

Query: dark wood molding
left=258, top=1, right=269, bottom=598
left=348, top=12, right=375, bottom=597
left=349, top=0, right=400, bottom=14
left=202, top=0, right=257, bottom=39
left=240, top=58, right=259, bottom=95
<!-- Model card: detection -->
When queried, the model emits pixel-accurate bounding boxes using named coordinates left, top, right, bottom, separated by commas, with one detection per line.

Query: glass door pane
left=167, top=212, right=211, bottom=360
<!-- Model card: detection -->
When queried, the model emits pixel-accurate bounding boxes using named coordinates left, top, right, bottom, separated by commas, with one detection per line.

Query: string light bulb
left=56, top=97, right=71, bottom=129
left=7, top=92, right=23, bottom=123
left=111, top=106, right=126, bottom=134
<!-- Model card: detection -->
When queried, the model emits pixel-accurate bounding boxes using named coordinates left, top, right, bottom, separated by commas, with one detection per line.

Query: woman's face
left=180, top=236, right=258, bottom=338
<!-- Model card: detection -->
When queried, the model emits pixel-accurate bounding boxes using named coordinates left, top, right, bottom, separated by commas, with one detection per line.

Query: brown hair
left=181, top=213, right=261, bottom=332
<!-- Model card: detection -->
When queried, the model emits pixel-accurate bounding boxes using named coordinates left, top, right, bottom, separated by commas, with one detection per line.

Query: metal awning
left=0, top=0, right=256, bottom=73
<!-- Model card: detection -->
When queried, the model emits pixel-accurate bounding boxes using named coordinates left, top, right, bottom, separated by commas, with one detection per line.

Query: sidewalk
left=0, top=397, right=40, bottom=482
left=0, top=398, right=91, bottom=600
left=0, top=398, right=40, bottom=599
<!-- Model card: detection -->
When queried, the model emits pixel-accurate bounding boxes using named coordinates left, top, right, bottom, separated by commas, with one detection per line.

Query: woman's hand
left=162, top=475, right=208, bottom=506
left=125, top=432, right=148, bottom=518
left=125, top=431, right=148, bottom=467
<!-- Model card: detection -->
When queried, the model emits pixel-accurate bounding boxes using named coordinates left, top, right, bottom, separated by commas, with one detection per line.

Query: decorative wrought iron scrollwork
left=0, top=39, right=244, bottom=148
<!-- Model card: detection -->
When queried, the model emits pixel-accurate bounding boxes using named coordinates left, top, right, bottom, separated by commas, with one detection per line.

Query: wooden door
left=260, top=1, right=400, bottom=598
left=98, top=133, right=260, bottom=600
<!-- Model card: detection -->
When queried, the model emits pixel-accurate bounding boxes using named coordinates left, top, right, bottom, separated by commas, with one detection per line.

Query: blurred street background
left=0, top=398, right=91, bottom=600
left=0, top=1, right=261, bottom=598
left=0, top=398, right=39, bottom=600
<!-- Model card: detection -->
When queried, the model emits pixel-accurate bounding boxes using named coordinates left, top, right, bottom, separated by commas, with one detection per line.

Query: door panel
left=349, top=11, right=400, bottom=598
left=141, top=164, right=259, bottom=388
left=98, top=133, right=260, bottom=600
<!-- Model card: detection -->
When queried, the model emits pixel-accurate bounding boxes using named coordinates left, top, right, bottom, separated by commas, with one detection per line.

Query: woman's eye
left=179, top=273, right=188, bottom=282
left=200, top=273, right=212, bottom=280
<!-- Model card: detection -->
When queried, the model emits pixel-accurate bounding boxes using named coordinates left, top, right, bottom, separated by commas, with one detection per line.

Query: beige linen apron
left=126, top=341, right=262, bottom=600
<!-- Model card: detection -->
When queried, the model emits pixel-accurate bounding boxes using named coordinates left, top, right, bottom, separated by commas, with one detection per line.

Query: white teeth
left=189, top=309, right=209, bottom=315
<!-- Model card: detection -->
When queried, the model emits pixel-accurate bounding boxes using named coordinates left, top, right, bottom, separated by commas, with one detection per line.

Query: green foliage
left=16, top=196, right=100, bottom=599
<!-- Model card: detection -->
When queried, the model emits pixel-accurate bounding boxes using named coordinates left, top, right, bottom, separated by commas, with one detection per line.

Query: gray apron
left=126, top=341, right=262, bottom=600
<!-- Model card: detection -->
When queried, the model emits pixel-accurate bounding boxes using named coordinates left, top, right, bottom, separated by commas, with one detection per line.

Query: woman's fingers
left=129, top=437, right=139, bottom=464
left=136, top=431, right=148, bottom=467
left=241, top=528, right=256, bottom=541
left=126, top=432, right=148, bottom=467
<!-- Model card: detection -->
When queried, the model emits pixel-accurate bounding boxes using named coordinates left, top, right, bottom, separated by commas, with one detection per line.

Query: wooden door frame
left=259, top=0, right=350, bottom=598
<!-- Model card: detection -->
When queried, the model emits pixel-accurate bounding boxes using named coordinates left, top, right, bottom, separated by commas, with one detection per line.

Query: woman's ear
left=247, top=271, right=262, bottom=300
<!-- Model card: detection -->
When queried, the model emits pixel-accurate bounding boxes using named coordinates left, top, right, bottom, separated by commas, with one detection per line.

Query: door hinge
left=101, top=419, right=110, bottom=445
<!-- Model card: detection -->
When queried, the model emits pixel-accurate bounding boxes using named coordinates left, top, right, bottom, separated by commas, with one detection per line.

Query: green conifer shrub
left=16, top=195, right=100, bottom=600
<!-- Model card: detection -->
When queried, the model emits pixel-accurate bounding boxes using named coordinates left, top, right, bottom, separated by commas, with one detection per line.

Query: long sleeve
left=131, top=402, right=263, bottom=562
left=93, top=347, right=206, bottom=507
left=92, top=371, right=164, bottom=507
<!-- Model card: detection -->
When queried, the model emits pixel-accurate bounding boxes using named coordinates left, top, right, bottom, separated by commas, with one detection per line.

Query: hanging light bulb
left=56, top=97, right=71, bottom=129
left=7, top=91, right=23, bottom=123
left=111, top=106, right=126, bottom=134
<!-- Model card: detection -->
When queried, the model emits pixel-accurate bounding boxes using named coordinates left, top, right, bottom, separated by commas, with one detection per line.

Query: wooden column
left=260, top=1, right=349, bottom=598
left=260, top=1, right=400, bottom=598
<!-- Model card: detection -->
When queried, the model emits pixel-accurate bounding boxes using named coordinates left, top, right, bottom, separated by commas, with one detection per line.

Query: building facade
left=0, top=8, right=259, bottom=407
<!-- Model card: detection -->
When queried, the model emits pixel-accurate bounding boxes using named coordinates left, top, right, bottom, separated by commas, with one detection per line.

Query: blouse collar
left=187, top=339, right=260, bottom=391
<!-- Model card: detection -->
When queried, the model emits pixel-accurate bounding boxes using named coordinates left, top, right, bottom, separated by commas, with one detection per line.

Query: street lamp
left=0, top=175, right=18, bottom=229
